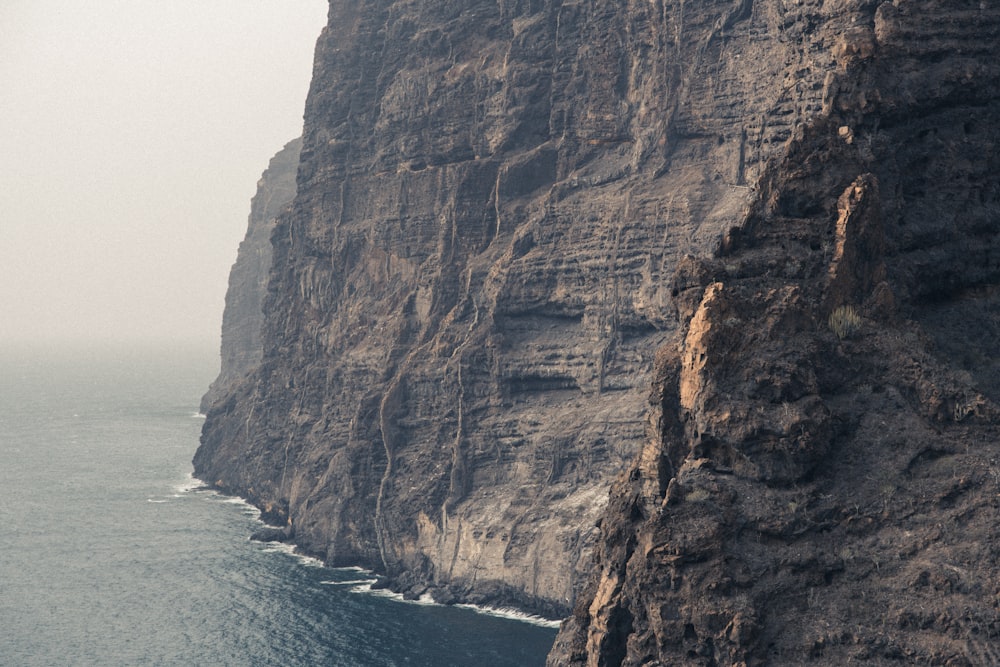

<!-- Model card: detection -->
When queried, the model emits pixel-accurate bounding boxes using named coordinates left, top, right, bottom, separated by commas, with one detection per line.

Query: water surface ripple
left=0, top=345, right=557, bottom=666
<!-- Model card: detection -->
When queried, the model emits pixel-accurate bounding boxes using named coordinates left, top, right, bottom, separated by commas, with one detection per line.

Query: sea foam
left=191, top=482, right=564, bottom=629
left=258, top=541, right=325, bottom=568
left=344, top=577, right=563, bottom=626
left=173, top=474, right=208, bottom=495
left=348, top=583, right=438, bottom=606
left=455, top=603, right=563, bottom=628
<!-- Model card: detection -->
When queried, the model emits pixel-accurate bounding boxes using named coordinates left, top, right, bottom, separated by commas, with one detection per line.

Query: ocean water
left=0, top=344, right=557, bottom=666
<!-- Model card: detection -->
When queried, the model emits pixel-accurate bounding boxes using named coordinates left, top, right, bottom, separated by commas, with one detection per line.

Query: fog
left=0, top=1, right=328, bottom=347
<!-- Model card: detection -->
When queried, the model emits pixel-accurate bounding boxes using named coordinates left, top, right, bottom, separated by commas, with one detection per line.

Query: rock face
left=196, top=0, right=819, bottom=614
left=195, top=0, right=1000, bottom=651
left=200, top=138, right=301, bottom=413
left=549, top=1, right=1000, bottom=664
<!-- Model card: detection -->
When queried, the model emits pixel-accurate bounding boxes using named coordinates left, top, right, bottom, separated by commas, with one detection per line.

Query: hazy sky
left=1, top=1, right=328, bottom=346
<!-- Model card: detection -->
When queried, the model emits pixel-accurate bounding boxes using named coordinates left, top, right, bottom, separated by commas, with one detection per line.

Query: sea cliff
left=200, top=138, right=301, bottom=413
left=197, top=0, right=1000, bottom=659
left=549, top=1, right=1000, bottom=664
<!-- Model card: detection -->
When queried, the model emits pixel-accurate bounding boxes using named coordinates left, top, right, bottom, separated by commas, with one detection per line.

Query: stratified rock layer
left=196, top=0, right=1000, bottom=649
left=196, top=0, right=853, bottom=614
left=550, top=1, right=1000, bottom=664
left=200, top=138, right=301, bottom=413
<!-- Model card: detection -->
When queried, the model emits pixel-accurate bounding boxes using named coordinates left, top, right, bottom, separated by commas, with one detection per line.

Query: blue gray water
left=0, top=344, right=557, bottom=666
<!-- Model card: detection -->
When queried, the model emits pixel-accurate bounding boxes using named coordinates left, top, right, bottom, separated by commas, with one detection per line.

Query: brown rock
left=551, top=0, right=1000, bottom=663
left=192, top=0, right=1000, bottom=658
left=197, top=0, right=863, bottom=615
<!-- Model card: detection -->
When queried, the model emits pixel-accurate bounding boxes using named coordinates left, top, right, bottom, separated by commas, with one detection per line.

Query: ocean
left=0, top=343, right=557, bottom=666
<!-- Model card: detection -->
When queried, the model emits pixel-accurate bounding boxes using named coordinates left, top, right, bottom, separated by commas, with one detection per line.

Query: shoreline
left=184, top=474, right=565, bottom=629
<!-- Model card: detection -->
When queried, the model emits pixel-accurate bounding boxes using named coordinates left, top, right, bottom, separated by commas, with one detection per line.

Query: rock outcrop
left=200, top=138, right=301, bottom=413
left=550, top=1, right=1000, bottom=664
left=195, top=0, right=1000, bottom=655
left=196, top=0, right=833, bottom=614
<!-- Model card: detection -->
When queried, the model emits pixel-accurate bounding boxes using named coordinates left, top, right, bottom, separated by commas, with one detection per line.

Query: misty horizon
left=0, top=1, right=328, bottom=347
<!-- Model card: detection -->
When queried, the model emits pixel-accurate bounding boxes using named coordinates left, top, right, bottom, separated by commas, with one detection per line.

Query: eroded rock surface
left=195, top=0, right=864, bottom=614
left=196, top=0, right=1000, bottom=652
left=550, top=1, right=1000, bottom=663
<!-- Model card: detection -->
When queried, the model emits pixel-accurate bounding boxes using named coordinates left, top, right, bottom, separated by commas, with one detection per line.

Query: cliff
left=196, top=0, right=836, bottom=615
left=194, top=0, right=1000, bottom=654
left=200, top=138, right=301, bottom=413
left=549, top=1, right=1000, bottom=664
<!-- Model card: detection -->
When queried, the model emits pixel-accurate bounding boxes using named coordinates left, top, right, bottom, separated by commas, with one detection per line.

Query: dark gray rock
left=249, top=526, right=290, bottom=543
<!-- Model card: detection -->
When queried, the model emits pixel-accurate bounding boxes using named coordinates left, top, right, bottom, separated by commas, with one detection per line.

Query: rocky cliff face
left=200, top=138, right=301, bottom=413
left=197, top=0, right=824, bottom=614
left=550, top=1, right=1000, bottom=664
left=195, top=0, right=1000, bottom=649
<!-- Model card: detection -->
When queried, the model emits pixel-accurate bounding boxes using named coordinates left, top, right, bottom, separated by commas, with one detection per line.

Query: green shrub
left=828, top=305, right=862, bottom=339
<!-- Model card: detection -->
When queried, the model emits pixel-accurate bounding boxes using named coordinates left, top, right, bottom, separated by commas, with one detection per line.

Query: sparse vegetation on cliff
left=828, top=304, right=862, bottom=340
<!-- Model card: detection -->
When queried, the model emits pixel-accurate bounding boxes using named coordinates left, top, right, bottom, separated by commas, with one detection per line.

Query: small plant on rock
left=828, top=305, right=862, bottom=339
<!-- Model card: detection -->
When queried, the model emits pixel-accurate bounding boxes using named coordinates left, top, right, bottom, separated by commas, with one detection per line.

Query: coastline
left=189, top=474, right=565, bottom=629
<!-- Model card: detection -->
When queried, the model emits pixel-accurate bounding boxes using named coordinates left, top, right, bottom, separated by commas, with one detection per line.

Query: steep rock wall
left=201, top=138, right=301, bottom=413
left=194, top=0, right=854, bottom=614
left=550, top=0, right=1000, bottom=663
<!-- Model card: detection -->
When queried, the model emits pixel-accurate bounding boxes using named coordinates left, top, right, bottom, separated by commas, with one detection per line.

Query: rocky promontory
left=200, top=138, right=301, bottom=413
left=196, top=0, right=1000, bottom=659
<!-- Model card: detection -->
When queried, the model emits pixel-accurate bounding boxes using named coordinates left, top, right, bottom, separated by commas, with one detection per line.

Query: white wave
left=191, top=412, right=206, bottom=419
left=335, top=572, right=562, bottom=626
left=180, top=479, right=563, bottom=629
left=258, top=540, right=324, bottom=567
left=190, top=486, right=322, bottom=568
left=319, top=579, right=379, bottom=586
left=349, top=583, right=409, bottom=603
left=173, top=474, right=208, bottom=495
left=178, top=476, right=564, bottom=629
left=298, top=554, right=324, bottom=567
left=455, top=603, right=563, bottom=628
left=146, top=498, right=169, bottom=504
left=353, top=588, right=437, bottom=605
left=219, top=496, right=261, bottom=518
left=260, top=542, right=296, bottom=555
